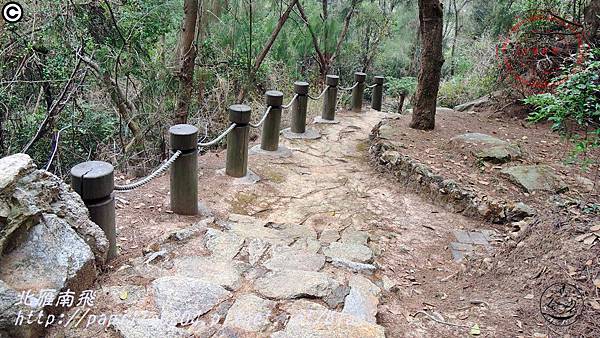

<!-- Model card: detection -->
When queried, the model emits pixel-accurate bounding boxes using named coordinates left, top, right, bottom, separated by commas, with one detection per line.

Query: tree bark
left=174, top=0, right=199, bottom=125
left=410, top=0, right=444, bottom=131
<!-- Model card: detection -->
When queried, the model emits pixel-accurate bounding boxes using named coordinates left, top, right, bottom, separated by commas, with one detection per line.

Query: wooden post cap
left=325, top=75, right=339, bottom=86
left=265, top=90, right=284, bottom=107
left=294, top=81, right=309, bottom=95
left=354, top=72, right=367, bottom=82
left=169, top=124, right=199, bottom=151
left=374, top=76, right=384, bottom=85
left=71, top=161, right=114, bottom=200
left=229, top=104, right=252, bottom=125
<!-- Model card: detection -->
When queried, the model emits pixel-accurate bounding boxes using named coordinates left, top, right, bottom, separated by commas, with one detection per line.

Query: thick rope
left=308, top=86, right=330, bottom=100
left=339, top=82, right=359, bottom=91
left=282, top=94, right=298, bottom=109
left=198, top=123, right=237, bottom=147
left=114, top=150, right=182, bottom=191
left=249, top=106, right=272, bottom=128
left=367, top=83, right=379, bottom=89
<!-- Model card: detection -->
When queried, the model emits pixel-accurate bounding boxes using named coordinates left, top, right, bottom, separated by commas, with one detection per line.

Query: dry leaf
left=583, top=235, right=597, bottom=245
left=589, top=299, right=600, bottom=310
left=470, top=324, right=481, bottom=336
left=593, top=279, right=600, bottom=289
left=119, top=290, right=128, bottom=300
left=575, top=233, right=593, bottom=242
left=524, top=294, right=534, bottom=299
left=590, top=224, right=600, bottom=232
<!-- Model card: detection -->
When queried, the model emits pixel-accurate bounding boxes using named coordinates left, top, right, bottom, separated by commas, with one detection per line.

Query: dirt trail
left=49, top=108, right=511, bottom=338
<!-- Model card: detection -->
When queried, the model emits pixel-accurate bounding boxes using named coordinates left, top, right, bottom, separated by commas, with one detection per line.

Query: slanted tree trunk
left=236, top=0, right=299, bottom=102
left=410, top=0, right=444, bottom=131
left=174, top=0, right=199, bottom=125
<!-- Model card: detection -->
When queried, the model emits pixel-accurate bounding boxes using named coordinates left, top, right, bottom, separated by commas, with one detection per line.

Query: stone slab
left=249, top=144, right=293, bottom=158
left=281, top=128, right=321, bottom=140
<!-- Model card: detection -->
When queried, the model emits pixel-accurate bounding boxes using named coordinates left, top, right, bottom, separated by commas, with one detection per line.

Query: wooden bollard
left=71, top=161, right=117, bottom=260
left=372, top=76, right=384, bottom=111
left=261, top=90, right=283, bottom=151
left=322, top=75, right=339, bottom=121
left=291, top=81, right=309, bottom=133
left=351, top=72, right=367, bottom=112
left=226, top=104, right=251, bottom=178
left=169, top=124, right=198, bottom=215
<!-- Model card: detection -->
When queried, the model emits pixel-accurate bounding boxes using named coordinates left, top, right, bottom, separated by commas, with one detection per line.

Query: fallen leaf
left=470, top=324, right=481, bottom=336
left=590, top=224, right=600, bottom=232
left=524, top=294, right=535, bottom=299
left=575, top=233, right=593, bottom=242
left=594, top=279, right=600, bottom=289
left=589, top=299, right=600, bottom=310
left=119, top=290, right=128, bottom=300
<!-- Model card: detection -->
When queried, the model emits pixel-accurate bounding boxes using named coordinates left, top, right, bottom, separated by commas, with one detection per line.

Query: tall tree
left=410, top=0, right=444, bottom=130
left=174, top=0, right=199, bottom=125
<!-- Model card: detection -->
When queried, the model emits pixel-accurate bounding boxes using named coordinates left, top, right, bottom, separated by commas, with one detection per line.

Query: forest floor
left=47, top=103, right=599, bottom=337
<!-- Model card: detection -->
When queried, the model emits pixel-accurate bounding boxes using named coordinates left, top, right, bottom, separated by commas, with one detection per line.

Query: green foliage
left=385, top=77, right=417, bottom=97
left=525, top=49, right=600, bottom=161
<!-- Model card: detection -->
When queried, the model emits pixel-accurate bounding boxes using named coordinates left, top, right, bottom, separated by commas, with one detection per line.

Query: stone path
left=51, top=108, right=494, bottom=337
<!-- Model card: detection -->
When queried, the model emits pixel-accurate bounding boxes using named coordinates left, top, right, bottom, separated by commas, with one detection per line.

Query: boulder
left=172, top=256, right=249, bottom=290
left=450, top=133, right=521, bottom=163
left=500, top=165, right=567, bottom=193
left=454, top=95, right=490, bottom=112
left=342, top=275, right=381, bottom=323
left=0, top=154, right=107, bottom=337
left=263, top=247, right=325, bottom=271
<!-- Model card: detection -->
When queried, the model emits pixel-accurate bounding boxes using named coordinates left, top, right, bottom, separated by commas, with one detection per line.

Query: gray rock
left=319, top=229, right=340, bottom=243
left=289, top=237, right=321, bottom=253
left=204, top=228, right=245, bottom=260
left=0, top=213, right=97, bottom=293
left=340, top=229, right=369, bottom=245
left=222, top=294, right=275, bottom=332
left=254, top=270, right=342, bottom=301
left=342, top=275, right=381, bottom=323
left=248, top=238, right=269, bottom=265
left=152, top=276, right=231, bottom=324
left=275, top=223, right=317, bottom=240
left=172, top=256, right=249, bottom=290
left=264, top=247, right=325, bottom=271
left=323, top=242, right=374, bottom=263
left=272, top=301, right=385, bottom=338
left=507, top=202, right=536, bottom=221
left=454, top=95, right=490, bottom=112
left=223, top=221, right=293, bottom=246
left=330, top=258, right=377, bottom=274
left=166, top=217, right=212, bottom=242
left=500, top=165, right=567, bottom=193
left=110, top=311, right=190, bottom=338
left=281, top=128, right=322, bottom=140
left=450, top=133, right=521, bottom=163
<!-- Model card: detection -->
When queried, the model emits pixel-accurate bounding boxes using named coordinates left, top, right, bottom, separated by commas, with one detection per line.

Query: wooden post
left=169, top=124, right=199, bottom=215
left=71, top=161, right=117, bottom=260
left=261, top=90, right=283, bottom=151
left=291, top=81, right=309, bottom=133
left=351, top=72, right=367, bottom=112
left=226, top=104, right=251, bottom=178
left=322, top=75, right=339, bottom=121
left=372, top=76, right=384, bottom=111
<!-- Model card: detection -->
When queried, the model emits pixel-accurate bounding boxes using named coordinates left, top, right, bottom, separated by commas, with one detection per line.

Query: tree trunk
left=236, top=0, right=298, bottom=102
left=397, top=94, right=406, bottom=114
left=410, top=0, right=444, bottom=131
left=584, top=0, right=600, bottom=44
left=174, top=0, right=199, bottom=125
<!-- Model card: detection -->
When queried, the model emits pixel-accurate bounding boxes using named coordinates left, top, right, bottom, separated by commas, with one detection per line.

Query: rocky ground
left=36, top=104, right=598, bottom=337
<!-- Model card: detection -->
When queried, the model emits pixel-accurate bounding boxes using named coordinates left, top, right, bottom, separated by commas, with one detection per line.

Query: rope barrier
left=367, top=83, right=378, bottom=89
left=282, top=94, right=298, bottom=109
left=250, top=106, right=272, bottom=128
left=114, top=150, right=182, bottom=191
left=339, top=82, right=359, bottom=91
left=199, top=123, right=237, bottom=147
left=308, top=86, right=330, bottom=100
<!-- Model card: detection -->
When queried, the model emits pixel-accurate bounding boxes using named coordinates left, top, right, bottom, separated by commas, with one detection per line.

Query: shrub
left=525, top=48, right=600, bottom=164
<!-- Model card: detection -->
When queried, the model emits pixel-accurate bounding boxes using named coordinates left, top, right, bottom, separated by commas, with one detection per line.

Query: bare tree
left=174, top=0, right=199, bottom=124
left=410, top=0, right=444, bottom=131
